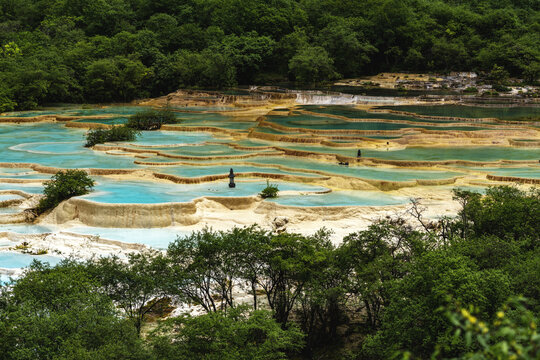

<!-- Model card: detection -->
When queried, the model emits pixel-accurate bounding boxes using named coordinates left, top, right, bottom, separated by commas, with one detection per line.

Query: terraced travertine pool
left=1, top=102, right=539, bottom=274
left=0, top=252, right=62, bottom=268
left=264, top=114, right=491, bottom=131
left=83, top=178, right=330, bottom=204
left=377, top=105, right=540, bottom=120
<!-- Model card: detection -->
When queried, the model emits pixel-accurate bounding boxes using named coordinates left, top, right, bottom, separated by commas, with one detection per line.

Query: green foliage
left=85, top=125, right=140, bottom=147
left=446, top=299, right=540, bottom=359
left=127, top=108, right=178, bottom=130
left=150, top=307, right=305, bottom=360
left=453, top=186, right=540, bottom=241
left=289, top=46, right=338, bottom=83
left=1, top=186, right=539, bottom=358
left=1, top=0, right=540, bottom=109
left=0, top=261, right=148, bottom=360
left=259, top=179, right=279, bottom=199
left=86, top=251, right=168, bottom=335
left=37, top=170, right=95, bottom=213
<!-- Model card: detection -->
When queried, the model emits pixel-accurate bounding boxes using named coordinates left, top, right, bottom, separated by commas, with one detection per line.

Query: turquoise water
left=75, top=117, right=129, bottom=125
left=265, top=114, right=489, bottom=131
left=269, top=190, right=408, bottom=207
left=144, top=144, right=263, bottom=157
left=0, top=194, right=23, bottom=202
left=270, top=143, right=539, bottom=162
left=0, top=123, right=140, bottom=169
left=378, top=105, right=540, bottom=120
left=0, top=169, right=48, bottom=179
left=69, top=106, right=151, bottom=117
left=135, top=131, right=214, bottom=146
left=0, top=208, right=20, bottom=214
left=0, top=224, right=54, bottom=234
left=171, top=106, right=237, bottom=112
left=299, top=105, right=456, bottom=123
left=1, top=104, right=538, bottom=213
left=0, top=252, right=62, bottom=268
left=456, top=166, right=540, bottom=178
left=358, top=147, right=540, bottom=162
left=0, top=110, right=63, bottom=117
left=67, top=227, right=190, bottom=249
left=249, top=157, right=462, bottom=181
left=158, top=164, right=321, bottom=178
left=177, top=119, right=256, bottom=130
left=0, top=183, right=43, bottom=193
left=83, top=178, right=328, bottom=204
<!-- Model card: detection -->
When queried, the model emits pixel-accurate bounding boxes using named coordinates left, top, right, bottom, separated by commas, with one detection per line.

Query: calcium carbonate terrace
left=0, top=100, right=539, bottom=276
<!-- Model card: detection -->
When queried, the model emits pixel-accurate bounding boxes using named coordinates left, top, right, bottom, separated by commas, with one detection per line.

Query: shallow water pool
left=378, top=105, right=540, bottom=120
left=0, top=252, right=62, bottom=268
left=83, top=178, right=328, bottom=204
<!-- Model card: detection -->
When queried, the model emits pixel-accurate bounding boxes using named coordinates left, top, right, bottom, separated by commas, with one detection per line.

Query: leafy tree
left=339, top=219, right=431, bottom=330
left=85, top=124, right=140, bottom=147
left=364, top=250, right=512, bottom=358
left=149, top=307, right=305, bottom=360
left=37, top=169, right=95, bottom=213
left=0, top=260, right=148, bottom=360
left=87, top=251, right=168, bottom=335
left=85, top=57, right=148, bottom=102
left=127, top=107, right=177, bottom=130
left=288, top=46, right=338, bottom=83
left=454, top=186, right=540, bottom=242
left=318, top=19, right=376, bottom=77
left=256, top=231, right=333, bottom=325
left=165, top=228, right=243, bottom=313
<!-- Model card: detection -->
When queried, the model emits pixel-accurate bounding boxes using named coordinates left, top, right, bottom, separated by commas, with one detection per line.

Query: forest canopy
left=0, top=0, right=539, bottom=110
left=1, top=186, right=539, bottom=359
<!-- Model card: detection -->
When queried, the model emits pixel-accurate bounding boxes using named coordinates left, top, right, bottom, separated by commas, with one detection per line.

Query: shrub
left=463, top=87, right=478, bottom=93
left=492, top=84, right=511, bottom=92
left=85, top=125, right=140, bottom=147
left=259, top=180, right=279, bottom=199
left=37, top=170, right=95, bottom=214
left=126, top=108, right=178, bottom=130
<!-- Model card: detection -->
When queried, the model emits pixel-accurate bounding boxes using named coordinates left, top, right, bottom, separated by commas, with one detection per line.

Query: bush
left=259, top=180, right=279, bottom=199
left=492, top=84, right=512, bottom=93
left=37, top=170, right=95, bottom=214
left=463, top=87, right=478, bottom=93
left=126, top=108, right=178, bottom=130
left=85, top=125, right=140, bottom=147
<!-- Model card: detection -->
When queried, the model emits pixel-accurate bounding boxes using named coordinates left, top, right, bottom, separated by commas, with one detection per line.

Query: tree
left=0, top=260, right=148, bottom=359
left=37, top=169, right=95, bottom=213
left=318, top=19, right=376, bottom=77
left=127, top=107, right=178, bottom=130
left=363, top=250, right=512, bottom=358
left=85, top=125, right=140, bottom=147
left=213, top=31, right=275, bottom=83
left=165, top=228, right=243, bottom=313
left=288, top=46, right=338, bottom=83
left=339, top=219, right=431, bottom=330
left=149, top=307, right=305, bottom=360
left=84, top=57, right=148, bottom=102
left=256, top=231, right=333, bottom=325
left=87, top=251, right=168, bottom=335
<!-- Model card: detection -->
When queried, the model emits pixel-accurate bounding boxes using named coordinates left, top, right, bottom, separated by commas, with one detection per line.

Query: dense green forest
left=0, top=0, right=539, bottom=110
left=1, top=186, right=539, bottom=359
